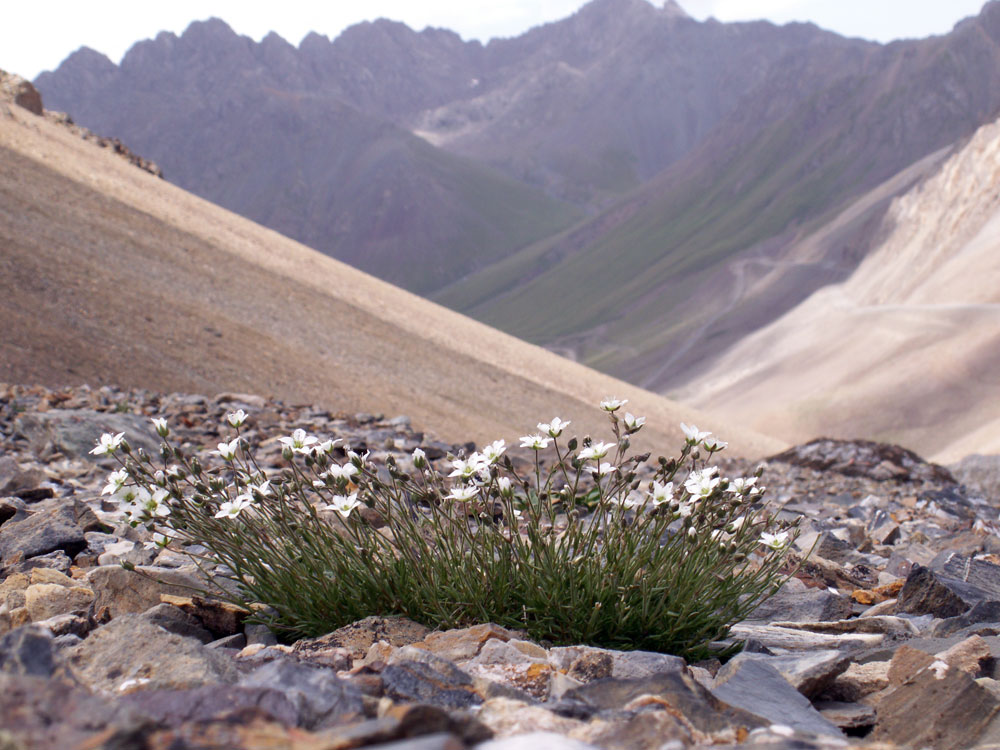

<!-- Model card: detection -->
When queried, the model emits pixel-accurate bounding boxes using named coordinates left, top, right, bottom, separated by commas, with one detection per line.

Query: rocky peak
left=0, top=70, right=43, bottom=115
left=662, top=0, right=690, bottom=19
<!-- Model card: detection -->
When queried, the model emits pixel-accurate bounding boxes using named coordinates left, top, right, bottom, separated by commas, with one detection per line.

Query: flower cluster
left=95, top=401, right=800, bottom=658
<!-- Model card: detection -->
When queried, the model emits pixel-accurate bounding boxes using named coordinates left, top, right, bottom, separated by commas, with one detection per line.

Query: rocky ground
left=3, top=382, right=1000, bottom=749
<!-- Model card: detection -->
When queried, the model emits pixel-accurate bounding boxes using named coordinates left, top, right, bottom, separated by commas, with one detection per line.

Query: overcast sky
left=2, top=0, right=989, bottom=81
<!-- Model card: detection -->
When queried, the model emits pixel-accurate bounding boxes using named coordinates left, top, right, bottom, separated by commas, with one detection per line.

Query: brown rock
left=825, top=660, right=890, bottom=702
left=24, top=583, right=94, bottom=621
left=873, top=659, right=1000, bottom=749
left=936, top=635, right=993, bottom=678
left=300, top=616, right=430, bottom=660
left=888, top=645, right=936, bottom=687
left=159, top=594, right=248, bottom=635
left=86, top=565, right=205, bottom=619
left=411, top=623, right=517, bottom=662
left=29, top=568, right=76, bottom=587
left=477, top=697, right=584, bottom=738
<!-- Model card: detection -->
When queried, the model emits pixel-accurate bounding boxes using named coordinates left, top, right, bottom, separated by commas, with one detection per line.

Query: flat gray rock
left=65, top=612, right=239, bottom=693
left=15, top=408, right=162, bottom=460
left=239, top=658, right=364, bottom=729
left=711, top=658, right=844, bottom=738
left=723, top=650, right=851, bottom=698
left=0, top=503, right=87, bottom=564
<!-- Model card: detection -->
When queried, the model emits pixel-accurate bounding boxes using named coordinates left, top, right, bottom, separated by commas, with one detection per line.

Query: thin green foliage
left=99, top=402, right=801, bottom=659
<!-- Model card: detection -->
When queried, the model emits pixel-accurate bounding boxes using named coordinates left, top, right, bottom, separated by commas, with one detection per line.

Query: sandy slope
left=682, top=116, right=1000, bottom=462
left=0, top=104, right=783, bottom=459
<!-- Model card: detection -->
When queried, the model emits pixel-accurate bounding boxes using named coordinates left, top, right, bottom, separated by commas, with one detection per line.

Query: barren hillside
left=680, top=114, right=1000, bottom=462
left=0, top=99, right=783, bottom=459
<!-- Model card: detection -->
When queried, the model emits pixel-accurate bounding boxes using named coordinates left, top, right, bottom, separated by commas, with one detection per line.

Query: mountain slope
left=34, top=20, right=580, bottom=295
left=0, top=95, right=782, bottom=458
left=438, top=1, right=1000, bottom=389
left=678, top=111, right=1000, bottom=462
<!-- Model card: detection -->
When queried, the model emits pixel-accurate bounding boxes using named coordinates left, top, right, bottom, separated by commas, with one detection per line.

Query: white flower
left=319, top=439, right=342, bottom=454
left=226, top=409, right=248, bottom=428
left=215, top=438, right=240, bottom=461
left=613, top=491, right=646, bottom=509
left=346, top=448, right=370, bottom=464
left=684, top=469, right=721, bottom=498
left=482, top=440, right=506, bottom=464
left=648, top=481, right=674, bottom=506
left=600, top=397, right=628, bottom=412
left=327, top=463, right=359, bottom=482
left=728, top=477, right=760, bottom=495
left=322, top=492, right=362, bottom=518
left=680, top=422, right=711, bottom=444
left=114, top=484, right=140, bottom=506
left=585, top=462, right=618, bottom=477
left=520, top=434, right=552, bottom=451
left=279, top=429, right=319, bottom=454
left=247, top=479, right=272, bottom=497
left=449, top=454, right=487, bottom=479
left=622, top=413, right=646, bottom=432
left=446, top=485, right=480, bottom=502
left=537, top=417, right=571, bottom=438
left=151, top=417, right=169, bottom=438
left=91, top=432, right=125, bottom=456
left=497, top=476, right=514, bottom=498
left=102, top=469, right=129, bottom=496
left=760, top=531, right=790, bottom=550
left=215, top=496, right=254, bottom=519
left=141, top=488, right=171, bottom=517
left=578, top=441, right=616, bottom=461
left=412, top=447, right=427, bottom=469
left=703, top=436, right=728, bottom=452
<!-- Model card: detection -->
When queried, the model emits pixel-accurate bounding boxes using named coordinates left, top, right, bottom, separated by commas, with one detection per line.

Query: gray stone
left=815, top=700, right=877, bottom=731
left=746, top=582, right=853, bottom=623
left=245, top=622, right=278, bottom=647
left=898, top=565, right=987, bottom=617
left=382, top=659, right=483, bottom=709
left=0, top=673, right=151, bottom=749
left=931, top=552, right=1000, bottom=600
left=562, top=670, right=767, bottom=735
left=476, top=732, right=599, bottom=750
left=65, top=612, right=239, bottom=692
left=2, top=550, right=74, bottom=579
left=724, top=650, right=851, bottom=698
left=141, top=603, right=214, bottom=644
left=933, top=600, right=1000, bottom=637
left=208, top=632, right=246, bottom=650
left=120, top=684, right=298, bottom=727
left=548, top=645, right=685, bottom=681
left=0, top=625, right=55, bottom=677
left=239, top=658, right=364, bottom=729
left=711, top=658, right=844, bottom=738
left=14, top=408, right=162, bottom=460
left=0, top=504, right=87, bottom=564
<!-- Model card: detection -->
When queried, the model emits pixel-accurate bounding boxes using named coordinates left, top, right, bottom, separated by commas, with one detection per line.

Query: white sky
left=2, top=0, right=989, bottom=81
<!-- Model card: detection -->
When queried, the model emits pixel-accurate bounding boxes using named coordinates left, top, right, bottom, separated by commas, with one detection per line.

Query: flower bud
left=282, top=445, right=294, bottom=461
left=121, top=439, right=132, bottom=455
left=567, top=437, right=578, bottom=452
left=160, top=445, right=172, bottom=462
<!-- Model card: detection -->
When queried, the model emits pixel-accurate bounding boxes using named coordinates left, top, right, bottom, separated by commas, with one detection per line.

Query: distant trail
left=640, top=255, right=843, bottom=390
